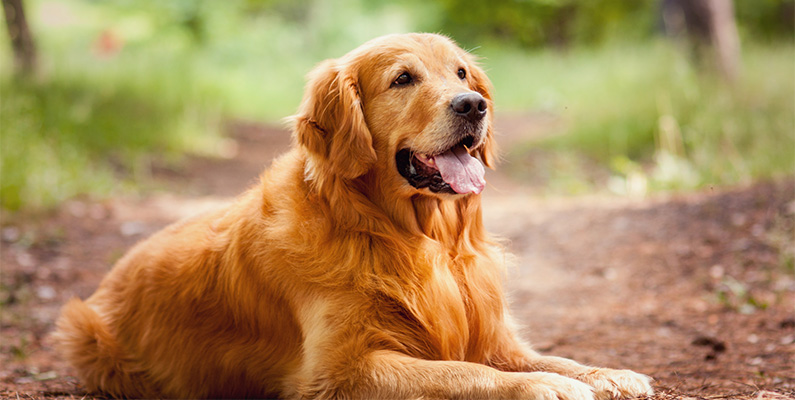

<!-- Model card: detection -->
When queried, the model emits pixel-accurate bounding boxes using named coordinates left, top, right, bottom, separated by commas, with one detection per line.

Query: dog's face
left=293, top=33, right=496, bottom=198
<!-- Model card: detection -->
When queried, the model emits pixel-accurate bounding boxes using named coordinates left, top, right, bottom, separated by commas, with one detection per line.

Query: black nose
left=451, top=92, right=487, bottom=123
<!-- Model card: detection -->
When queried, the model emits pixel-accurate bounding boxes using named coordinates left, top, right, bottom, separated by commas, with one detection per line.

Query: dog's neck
left=407, top=194, right=486, bottom=248
left=302, top=155, right=487, bottom=252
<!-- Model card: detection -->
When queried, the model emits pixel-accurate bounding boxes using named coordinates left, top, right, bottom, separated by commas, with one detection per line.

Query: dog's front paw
left=520, top=372, right=596, bottom=400
left=577, top=368, right=653, bottom=400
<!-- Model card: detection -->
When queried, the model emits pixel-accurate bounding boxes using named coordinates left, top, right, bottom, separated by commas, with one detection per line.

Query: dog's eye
left=457, top=68, right=466, bottom=80
left=392, top=72, right=413, bottom=87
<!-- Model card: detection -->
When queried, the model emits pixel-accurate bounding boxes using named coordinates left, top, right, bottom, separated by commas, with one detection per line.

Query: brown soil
left=1, top=118, right=793, bottom=399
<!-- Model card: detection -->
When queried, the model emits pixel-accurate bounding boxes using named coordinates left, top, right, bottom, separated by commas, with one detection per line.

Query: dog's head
left=293, top=33, right=496, bottom=198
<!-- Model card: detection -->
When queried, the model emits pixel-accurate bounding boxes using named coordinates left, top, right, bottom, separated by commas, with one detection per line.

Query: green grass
left=480, top=41, right=795, bottom=194
left=0, top=69, right=224, bottom=212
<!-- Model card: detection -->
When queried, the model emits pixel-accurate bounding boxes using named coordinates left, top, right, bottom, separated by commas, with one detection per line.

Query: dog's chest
left=378, top=258, right=496, bottom=362
left=420, top=264, right=471, bottom=359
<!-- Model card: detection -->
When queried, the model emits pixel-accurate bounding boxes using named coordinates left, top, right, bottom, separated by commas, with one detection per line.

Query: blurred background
left=2, top=0, right=793, bottom=213
left=1, top=4, right=794, bottom=396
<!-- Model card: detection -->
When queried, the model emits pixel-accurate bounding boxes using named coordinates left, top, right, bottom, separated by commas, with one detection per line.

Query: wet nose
left=450, top=92, right=487, bottom=123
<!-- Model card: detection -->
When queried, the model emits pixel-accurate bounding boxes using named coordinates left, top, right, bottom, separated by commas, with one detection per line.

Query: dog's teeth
left=416, top=154, right=435, bottom=166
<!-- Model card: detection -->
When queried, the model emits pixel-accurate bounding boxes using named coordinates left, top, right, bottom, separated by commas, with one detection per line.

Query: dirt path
left=1, top=118, right=793, bottom=399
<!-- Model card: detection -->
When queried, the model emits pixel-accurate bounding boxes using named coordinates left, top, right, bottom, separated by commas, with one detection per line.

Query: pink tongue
left=433, top=146, right=486, bottom=194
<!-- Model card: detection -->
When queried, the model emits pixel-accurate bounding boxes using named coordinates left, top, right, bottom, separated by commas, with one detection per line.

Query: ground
left=1, top=118, right=793, bottom=399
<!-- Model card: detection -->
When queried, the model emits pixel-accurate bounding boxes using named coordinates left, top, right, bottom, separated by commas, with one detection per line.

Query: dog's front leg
left=290, top=350, right=595, bottom=400
left=520, top=353, right=653, bottom=400
left=491, top=337, right=653, bottom=400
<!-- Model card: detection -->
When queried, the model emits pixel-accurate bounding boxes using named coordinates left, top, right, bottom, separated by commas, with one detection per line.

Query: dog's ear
left=467, top=61, right=499, bottom=169
left=293, top=59, right=376, bottom=179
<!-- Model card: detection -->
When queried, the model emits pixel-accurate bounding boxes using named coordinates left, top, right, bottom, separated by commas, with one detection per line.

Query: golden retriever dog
left=54, top=33, right=653, bottom=399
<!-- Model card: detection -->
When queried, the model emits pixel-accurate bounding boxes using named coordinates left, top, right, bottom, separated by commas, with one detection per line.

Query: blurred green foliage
left=735, top=0, right=795, bottom=41
left=435, top=0, right=655, bottom=48
left=435, top=0, right=793, bottom=48
left=1, top=0, right=793, bottom=212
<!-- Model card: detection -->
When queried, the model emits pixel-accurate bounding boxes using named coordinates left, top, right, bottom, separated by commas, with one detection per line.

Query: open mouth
left=396, top=135, right=486, bottom=195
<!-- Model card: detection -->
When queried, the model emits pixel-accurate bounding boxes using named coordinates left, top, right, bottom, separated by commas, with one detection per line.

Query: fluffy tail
left=53, top=298, right=148, bottom=397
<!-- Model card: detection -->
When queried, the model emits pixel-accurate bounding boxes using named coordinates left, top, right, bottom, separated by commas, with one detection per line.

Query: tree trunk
left=662, top=0, right=741, bottom=82
left=2, top=0, right=37, bottom=76
left=705, top=0, right=740, bottom=81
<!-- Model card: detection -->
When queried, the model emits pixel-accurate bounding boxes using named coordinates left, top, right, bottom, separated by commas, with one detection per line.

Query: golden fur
left=54, top=33, right=652, bottom=399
